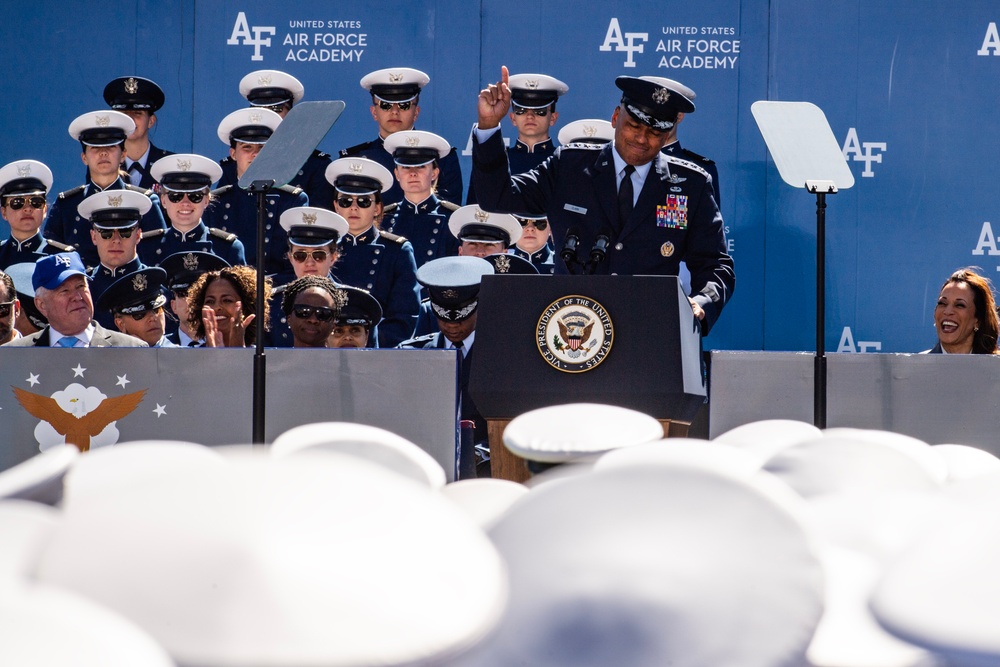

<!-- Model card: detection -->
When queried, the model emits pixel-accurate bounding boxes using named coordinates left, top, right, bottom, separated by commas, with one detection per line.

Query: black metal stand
left=808, top=183, right=835, bottom=428
left=249, top=179, right=274, bottom=444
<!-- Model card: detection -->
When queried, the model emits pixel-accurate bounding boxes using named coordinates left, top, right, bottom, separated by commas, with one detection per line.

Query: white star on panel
left=72, top=364, right=86, bottom=377
left=26, top=373, right=40, bottom=387
left=116, top=375, right=130, bottom=388
left=153, top=404, right=167, bottom=418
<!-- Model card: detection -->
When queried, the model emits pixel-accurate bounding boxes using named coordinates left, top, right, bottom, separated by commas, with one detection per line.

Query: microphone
left=560, top=228, right=580, bottom=273
left=590, top=228, right=611, bottom=265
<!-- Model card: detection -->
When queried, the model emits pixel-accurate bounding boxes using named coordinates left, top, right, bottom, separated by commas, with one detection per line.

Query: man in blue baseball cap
left=2, top=252, right=146, bottom=347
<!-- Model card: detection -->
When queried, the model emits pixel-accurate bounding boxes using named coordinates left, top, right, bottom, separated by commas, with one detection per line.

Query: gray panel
left=265, top=349, right=459, bottom=481
left=709, top=351, right=815, bottom=437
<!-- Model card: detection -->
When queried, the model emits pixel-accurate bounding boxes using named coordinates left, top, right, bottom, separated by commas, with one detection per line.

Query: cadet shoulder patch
left=209, top=227, right=238, bottom=242
left=125, top=184, right=154, bottom=196
left=58, top=185, right=86, bottom=199
left=379, top=230, right=407, bottom=244
left=142, top=229, right=166, bottom=239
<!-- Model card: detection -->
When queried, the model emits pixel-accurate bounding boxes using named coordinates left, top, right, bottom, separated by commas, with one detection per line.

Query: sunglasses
left=377, top=100, right=412, bottom=111
left=291, top=250, right=331, bottom=263
left=292, top=304, right=336, bottom=322
left=4, top=196, right=46, bottom=210
left=518, top=219, right=548, bottom=230
left=335, top=195, right=374, bottom=209
left=513, top=105, right=550, bottom=117
left=120, top=306, right=163, bottom=321
left=96, top=226, right=137, bottom=240
left=165, top=191, right=207, bottom=204
left=0, top=300, right=15, bottom=317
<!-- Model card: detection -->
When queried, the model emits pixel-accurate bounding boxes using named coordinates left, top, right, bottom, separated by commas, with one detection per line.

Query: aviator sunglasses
left=518, top=218, right=548, bottom=230
left=4, top=196, right=46, bottom=210
left=513, top=105, right=550, bottom=117
left=335, top=195, right=374, bottom=209
left=165, top=191, right=207, bottom=204
left=291, top=250, right=331, bottom=263
left=377, top=100, right=413, bottom=111
left=292, top=304, right=336, bottom=321
left=96, top=226, right=137, bottom=240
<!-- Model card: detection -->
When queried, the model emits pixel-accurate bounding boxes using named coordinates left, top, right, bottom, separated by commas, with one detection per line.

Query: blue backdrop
left=4, top=0, right=997, bottom=353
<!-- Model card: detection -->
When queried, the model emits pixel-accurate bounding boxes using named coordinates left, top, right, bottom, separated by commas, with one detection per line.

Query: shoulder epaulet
left=142, top=229, right=166, bottom=239
left=379, top=230, right=407, bottom=244
left=438, top=199, right=461, bottom=212
left=382, top=202, right=399, bottom=216
left=125, top=184, right=154, bottom=196
left=211, top=185, right=233, bottom=196
left=663, top=155, right=710, bottom=179
left=58, top=185, right=86, bottom=199
left=398, top=332, right=437, bottom=348
left=682, top=149, right=715, bottom=165
left=562, top=141, right=607, bottom=151
left=340, top=141, right=374, bottom=157
left=209, top=227, right=238, bottom=242
left=276, top=184, right=304, bottom=196
left=45, top=240, right=75, bottom=252
left=314, top=150, right=330, bottom=158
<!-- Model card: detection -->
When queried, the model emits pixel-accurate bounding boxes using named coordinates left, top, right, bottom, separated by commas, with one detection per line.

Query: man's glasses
left=96, top=227, right=137, bottom=240
left=513, top=105, right=550, bottom=117
left=518, top=218, right=548, bottom=230
left=335, top=195, right=374, bottom=209
left=377, top=100, right=412, bottom=111
left=0, top=300, right=15, bottom=317
left=4, top=196, right=46, bottom=210
left=121, top=306, right=163, bottom=321
left=291, top=250, right=331, bottom=263
left=165, top=191, right=207, bottom=204
left=292, top=304, right=336, bottom=322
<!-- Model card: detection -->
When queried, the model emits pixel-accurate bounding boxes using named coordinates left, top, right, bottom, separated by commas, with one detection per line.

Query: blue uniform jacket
left=202, top=183, right=307, bottom=275
left=471, top=129, right=734, bottom=334
left=0, top=233, right=74, bottom=272
left=382, top=195, right=460, bottom=269
left=138, top=221, right=246, bottom=268
left=466, top=137, right=557, bottom=205
left=88, top=256, right=146, bottom=330
left=218, top=150, right=334, bottom=211
left=512, top=243, right=557, bottom=275
left=340, top=137, right=463, bottom=207
left=129, top=143, right=174, bottom=190
left=44, top=178, right=167, bottom=269
left=335, top=225, right=419, bottom=348
left=663, top=140, right=720, bottom=211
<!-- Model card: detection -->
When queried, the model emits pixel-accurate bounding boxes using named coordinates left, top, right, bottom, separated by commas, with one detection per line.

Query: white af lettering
left=977, top=22, right=1000, bottom=56
left=842, top=127, right=887, bottom=178
left=227, top=12, right=276, bottom=61
left=837, top=326, right=881, bottom=353
left=973, top=221, right=1000, bottom=256
left=599, top=18, right=648, bottom=68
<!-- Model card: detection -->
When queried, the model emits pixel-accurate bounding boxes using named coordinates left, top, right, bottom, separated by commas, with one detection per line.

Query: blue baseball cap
left=33, top=252, right=88, bottom=291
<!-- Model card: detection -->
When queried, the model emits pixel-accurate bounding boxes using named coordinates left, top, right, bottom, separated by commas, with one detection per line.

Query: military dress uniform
left=511, top=244, right=556, bottom=275
left=663, top=140, right=720, bottom=210
left=0, top=234, right=73, bottom=272
left=336, top=226, right=419, bottom=348
left=139, top=221, right=245, bottom=268
left=126, top=144, right=173, bottom=190
left=89, top=256, right=145, bottom=330
left=216, top=151, right=334, bottom=211
left=340, top=139, right=463, bottom=208
left=382, top=195, right=460, bottom=269
left=466, top=138, right=557, bottom=206
left=104, top=76, right=175, bottom=189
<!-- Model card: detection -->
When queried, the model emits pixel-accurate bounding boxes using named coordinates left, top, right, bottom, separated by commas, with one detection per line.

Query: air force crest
left=537, top=295, right=613, bottom=373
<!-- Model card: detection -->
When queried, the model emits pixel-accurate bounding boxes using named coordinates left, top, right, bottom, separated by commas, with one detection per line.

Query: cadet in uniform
left=398, top=256, right=495, bottom=476
left=95, top=266, right=176, bottom=347
left=511, top=214, right=555, bottom=275
left=381, top=130, right=460, bottom=269
left=203, top=107, right=308, bottom=275
left=0, top=160, right=73, bottom=271
left=103, top=76, right=173, bottom=189
left=140, top=153, right=245, bottom=267
left=449, top=205, right=521, bottom=259
left=269, top=206, right=348, bottom=347
left=466, top=72, right=568, bottom=204
left=329, top=285, right=382, bottom=349
left=340, top=67, right=463, bottom=206
left=472, top=68, right=735, bottom=334
left=160, top=251, right=230, bottom=346
left=78, top=189, right=151, bottom=329
left=650, top=77, right=721, bottom=209
left=214, top=70, right=335, bottom=210
left=43, top=110, right=166, bottom=268
left=557, top=118, right=615, bottom=146
left=327, top=157, right=419, bottom=348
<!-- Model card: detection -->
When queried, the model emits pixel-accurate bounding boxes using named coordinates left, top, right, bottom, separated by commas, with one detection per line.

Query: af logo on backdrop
left=227, top=11, right=367, bottom=63
left=599, top=18, right=740, bottom=70
left=841, top=128, right=886, bottom=178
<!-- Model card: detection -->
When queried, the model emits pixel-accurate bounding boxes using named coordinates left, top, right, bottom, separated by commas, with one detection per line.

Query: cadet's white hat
left=325, top=157, right=394, bottom=194
left=557, top=119, right=615, bottom=145
left=78, top=189, right=152, bottom=228
left=150, top=154, right=223, bottom=192
left=239, top=69, right=305, bottom=107
left=448, top=205, right=522, bottom=245
left=216, top=107, right=282, bottom=145
left=0, top=444, right=78, bottom=506
left=360, top=67, right=429, bottom=103
left=68, top=110, right=135, bottom=146
left=0, top=159, right=53, bottom=197
left=508, top=73, right=569, bottom=109
left=383, top=130, right=451, bottom=166
left=503, top=403, right=663, bottom=463
left=714, top=419, right=823, bottom=466
left=279, top=207, right=349, bottom=247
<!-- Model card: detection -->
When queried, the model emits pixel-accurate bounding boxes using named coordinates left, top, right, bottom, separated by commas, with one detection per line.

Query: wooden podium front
left=470, top=276, right=706, bottom=481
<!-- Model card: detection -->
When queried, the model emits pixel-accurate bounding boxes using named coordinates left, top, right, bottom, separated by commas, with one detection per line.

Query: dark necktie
left=618, top=164, right=636, bottom=227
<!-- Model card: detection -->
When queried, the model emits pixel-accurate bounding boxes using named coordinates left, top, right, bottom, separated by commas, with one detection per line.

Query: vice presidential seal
left=536, top=295, right=613, bottom=373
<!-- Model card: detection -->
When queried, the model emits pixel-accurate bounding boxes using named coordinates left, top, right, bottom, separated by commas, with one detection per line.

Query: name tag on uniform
left=657, top=194, right=688, bottom=229
left=564, top=203, right=587, bottom=215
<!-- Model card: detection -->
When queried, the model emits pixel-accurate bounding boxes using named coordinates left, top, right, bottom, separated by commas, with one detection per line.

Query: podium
left=470, top=275, right=706, bottom=480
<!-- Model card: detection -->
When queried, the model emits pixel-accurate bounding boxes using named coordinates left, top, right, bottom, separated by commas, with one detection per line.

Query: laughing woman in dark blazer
left=926, top=268, right=999, bottom=354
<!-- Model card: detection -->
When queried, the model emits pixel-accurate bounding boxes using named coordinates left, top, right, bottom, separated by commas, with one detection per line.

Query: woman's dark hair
left=939, top=267, right=999, bottom=354
left=280, top=275, right=347, bottom=316
left=186, top=265, right=272, bottom=345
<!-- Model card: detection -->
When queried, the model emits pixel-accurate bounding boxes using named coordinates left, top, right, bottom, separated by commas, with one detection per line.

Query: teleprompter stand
left=751, top=101, right=855, bottom=428
left=238, top=101, right=345, bottom=443
left=470, top=275, right=706, bottom=481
